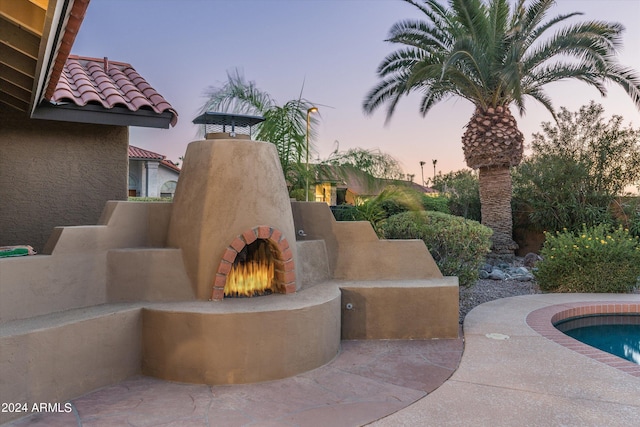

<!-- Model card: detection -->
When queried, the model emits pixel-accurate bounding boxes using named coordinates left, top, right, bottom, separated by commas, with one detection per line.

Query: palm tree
left=201, top=69, right=318, bottom=193
left=363, top=0, right=640, bottom=256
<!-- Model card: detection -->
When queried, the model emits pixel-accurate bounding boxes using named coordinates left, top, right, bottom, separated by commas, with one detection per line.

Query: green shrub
left=512, top=102, right=640, bottom=234
left=420, top=194, right=450, bottom=214
left=431, top=169, right=481, bottom=221
left=535, top=225, right=640, bottom=293
left=289, top=188, right=306, bottom=201
left=630, top=211, right=640, bottom=238
left=379, top=193, right=450, bottom=217
left=331, top=205, right=361, bottom=221
left=382, top=211, right=492, bottom=287
left=379, top=198, right=410, bottom=217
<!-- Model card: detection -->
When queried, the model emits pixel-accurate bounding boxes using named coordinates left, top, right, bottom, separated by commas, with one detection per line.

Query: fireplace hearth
left=167, top=113, right=299, bottom=300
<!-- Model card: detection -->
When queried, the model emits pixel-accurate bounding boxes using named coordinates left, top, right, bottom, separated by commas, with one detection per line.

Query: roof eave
left=30, top=0, right=89, bottom=116
left=32, top=101, right=175, bottom=128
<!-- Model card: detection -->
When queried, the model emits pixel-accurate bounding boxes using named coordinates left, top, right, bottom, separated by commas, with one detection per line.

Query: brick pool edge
left=526, top=301, right=640, bottom=377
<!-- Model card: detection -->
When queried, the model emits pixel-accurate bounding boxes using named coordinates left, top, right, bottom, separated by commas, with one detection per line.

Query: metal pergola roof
left=193, top=112, right=265, bottom=138
left=192, top=112, right=265, bottom=127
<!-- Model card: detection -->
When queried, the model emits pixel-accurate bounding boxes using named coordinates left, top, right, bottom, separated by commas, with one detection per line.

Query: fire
left=224, top=242, right=276, bottom=297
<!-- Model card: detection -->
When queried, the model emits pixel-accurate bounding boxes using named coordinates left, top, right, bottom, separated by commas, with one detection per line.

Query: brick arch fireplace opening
left=212, top=226, right=296, bottom=300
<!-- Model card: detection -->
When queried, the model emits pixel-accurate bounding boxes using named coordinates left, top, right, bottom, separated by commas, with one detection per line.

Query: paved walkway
left=372, top=293, right=640, bottom=426
left=5, top=337, right=463, bottom=426
left=6, top=294, right=639, bottom=426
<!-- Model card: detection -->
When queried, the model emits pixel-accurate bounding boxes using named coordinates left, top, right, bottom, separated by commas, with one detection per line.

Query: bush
left=289, top=188, right=306, bottom=201
left=420, top=194, right=450, bottom=214
left=379, top=193, right=450, bottom=217
left=535, top=225, right=640, bottom=293
left=631, top=211, right=640, bottom=238
left=382, top=211, right=492, bottom=287
left=331, top=205, right=361, bottom=221
left=512, top=102, right=640, bottom=233
left=431, top=169, right=481, bottom=221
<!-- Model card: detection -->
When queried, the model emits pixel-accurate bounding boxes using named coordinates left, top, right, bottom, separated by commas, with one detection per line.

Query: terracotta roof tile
left=128, top=145, right=181, bottom=173
left=161, top=159, right=181, bottom=173
left=128, top=145, right=164, bottom=160
left=49, top=55, right=178, bottom=126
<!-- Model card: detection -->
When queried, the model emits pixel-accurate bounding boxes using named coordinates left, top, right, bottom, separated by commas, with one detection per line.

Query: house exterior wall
left=0, top=107, right=128, bottom=252
left=157, top=165, right=178, bottom=197
left=315, top=183, right=337, bottom=205
left=128, top=160, right=144, bottom=196
left=128, top=160, right=179, bottom=197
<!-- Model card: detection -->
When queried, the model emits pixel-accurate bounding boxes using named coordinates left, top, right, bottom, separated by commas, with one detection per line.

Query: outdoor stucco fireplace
left=166, top=113, right=299, bottom=300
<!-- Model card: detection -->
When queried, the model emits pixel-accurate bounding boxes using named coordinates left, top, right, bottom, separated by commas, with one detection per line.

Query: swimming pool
left=526, top=301, right=640, bottom=377
left=554, top=315, right=640, bottom=365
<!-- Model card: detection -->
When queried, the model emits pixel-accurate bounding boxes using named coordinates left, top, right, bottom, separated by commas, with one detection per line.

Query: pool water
left=555, top=315, right=640, bottom=365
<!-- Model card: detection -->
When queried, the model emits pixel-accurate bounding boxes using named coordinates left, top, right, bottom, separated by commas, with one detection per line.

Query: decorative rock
left=489, top=268, right=506, bottom=280
left=478, top=257, right=538, bottom=281
left=523, top=252, right=543, bottom=268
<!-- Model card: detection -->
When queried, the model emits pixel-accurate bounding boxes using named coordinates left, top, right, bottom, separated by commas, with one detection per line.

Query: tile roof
left=160, top=159, right=181, bottom=173
left=315, top=164, right=436, bottom=196
left=128, top=145, right=164, bottom=160
left=49, top=55, right=178, bottom=127
left=128, top=145, right=181, bottom=173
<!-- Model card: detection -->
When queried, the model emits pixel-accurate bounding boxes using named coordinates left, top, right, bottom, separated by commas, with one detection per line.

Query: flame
left=224, top=242, right=275, bottom=297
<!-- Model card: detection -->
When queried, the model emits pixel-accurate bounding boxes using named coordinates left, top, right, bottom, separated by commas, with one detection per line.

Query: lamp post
left=419, top=161, right=426, bottom=186
left=306, top=107, right=318, bottom=202
left=432, top=159, right=437, bottom=181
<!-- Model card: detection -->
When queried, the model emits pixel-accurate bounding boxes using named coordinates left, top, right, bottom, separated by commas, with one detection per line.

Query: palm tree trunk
left=478, top=166, right=518, bottom=257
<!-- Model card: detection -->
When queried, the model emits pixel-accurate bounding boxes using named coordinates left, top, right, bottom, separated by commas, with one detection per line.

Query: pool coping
left=526, top=301, right=640, bottom=377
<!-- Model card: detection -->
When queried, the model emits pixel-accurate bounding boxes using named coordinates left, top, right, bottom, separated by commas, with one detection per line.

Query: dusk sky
left=72, top=0, right=640, bottom=184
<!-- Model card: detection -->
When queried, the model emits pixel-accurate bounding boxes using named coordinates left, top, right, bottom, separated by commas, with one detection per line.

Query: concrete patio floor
left=372, top=293, right=640, bottom=427
left=5, top=293, right=639, bottom=427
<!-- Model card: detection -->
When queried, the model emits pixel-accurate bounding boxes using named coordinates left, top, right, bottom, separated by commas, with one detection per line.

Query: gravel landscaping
left=459, top=277, right=540, bottom=323
left=459, top=256, right=640, bottom=324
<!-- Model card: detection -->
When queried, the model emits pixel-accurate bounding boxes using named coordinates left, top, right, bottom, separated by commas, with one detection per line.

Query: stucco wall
left=0, top=107, right=128, bottom=252
left=167, top=138, right=299, bottom=299
left=291, top=202, right=443, bottom=280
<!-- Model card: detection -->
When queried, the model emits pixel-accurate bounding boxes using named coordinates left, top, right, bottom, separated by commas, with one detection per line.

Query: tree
left=432, top=169, right=481, bottom=221
left=363, top=0, right=640, bottom=256
left=513, top=102, right=640, bottom=233
left=322, top=147, right=405, bottom=180
left=201, top=69, right=318, bottom=193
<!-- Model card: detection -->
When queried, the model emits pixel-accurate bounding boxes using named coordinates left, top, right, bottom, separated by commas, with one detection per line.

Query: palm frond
left=363, top=0, right=640, bottom=124
left=201, top=68, right=274, bottom=115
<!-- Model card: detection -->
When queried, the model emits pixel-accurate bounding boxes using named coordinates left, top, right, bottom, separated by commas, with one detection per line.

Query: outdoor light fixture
left=306, top=107, right=318, bottom=202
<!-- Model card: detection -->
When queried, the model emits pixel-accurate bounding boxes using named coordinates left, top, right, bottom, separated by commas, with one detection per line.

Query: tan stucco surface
left=167, top=138, right=299, bottom=299
left=107, top=248, right=194, bottom=302
left=340, top=278, right=460, bottom=339
left=0, top=305, right=142, bottom=425
left=295, top=240, right=331, bottom=286
left=0, top=106, right=128, bottom=252
left=0, top=202, right=176, bottom=323
left=291, top=202, right=443, bottom=280
left=141, top=286, right=342, bottom=384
